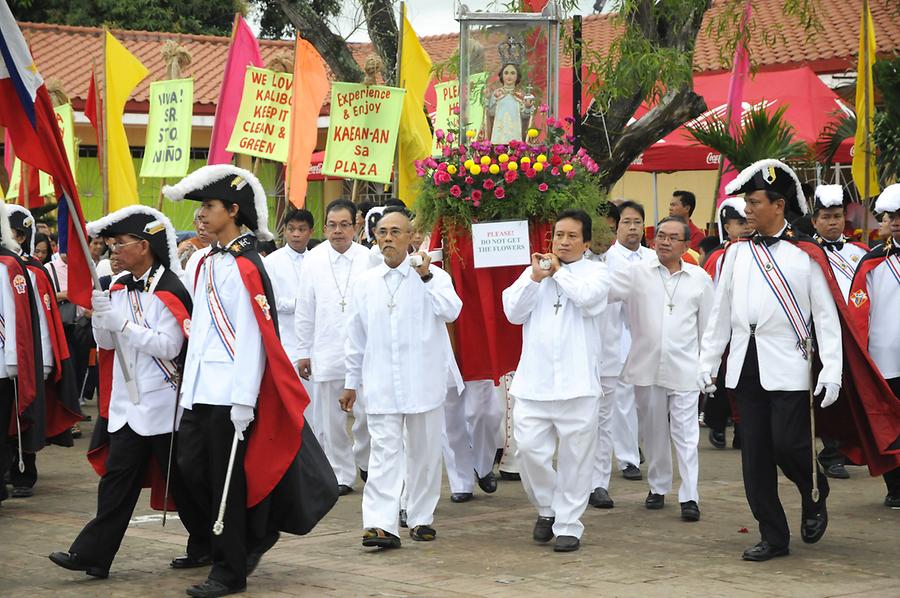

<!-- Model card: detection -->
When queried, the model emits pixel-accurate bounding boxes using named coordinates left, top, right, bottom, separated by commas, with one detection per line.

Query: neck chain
left=552, top=280, right=563, bottom=315
left=658, top=267, right=683, bottom=314
left=329, top=253, right=354, bottom=312
left=384, top=271, right=405, bottom=313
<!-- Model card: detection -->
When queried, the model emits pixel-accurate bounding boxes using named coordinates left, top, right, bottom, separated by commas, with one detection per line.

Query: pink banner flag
left=717, top=0, right=752, bottom=206
left=208, top=15, right=263, bottom=165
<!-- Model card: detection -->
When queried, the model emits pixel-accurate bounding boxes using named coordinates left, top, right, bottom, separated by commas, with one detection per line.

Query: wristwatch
left=420, top=273, right=434, bottom=283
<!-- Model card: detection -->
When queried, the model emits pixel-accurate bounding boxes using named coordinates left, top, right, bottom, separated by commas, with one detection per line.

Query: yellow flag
left=104, top=32, right=149, bottom=211
left=852, top=0, right=879, bottom=198
left=397, top=6, right=432, bottom=205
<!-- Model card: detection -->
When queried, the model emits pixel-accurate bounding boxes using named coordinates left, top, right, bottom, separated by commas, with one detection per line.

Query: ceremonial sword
left=805, top=337, right=819, bottom=503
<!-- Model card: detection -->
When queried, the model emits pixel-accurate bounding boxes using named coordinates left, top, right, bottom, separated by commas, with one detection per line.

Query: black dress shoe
left=823, top=463, right=850, bottom=479
left=708, top=429, right=726, bottom=449
left=645, top=492, right=665, bottom=510
left=622, top=464, right=642, bottom=481
left=359, top=468, right=368, bottom=483
left=741, top=541, right=789, bottom=562
left=170, top=554, right=212, bottom=569
left=680, top=500, right=700, bottom=521
left=477, top=471, right=498, bottom=493
left=11, top=486, right=33, bottom=498
left=185, top=578, right=246, bottom=597
left=800, top=502, right=828, bottom=544
left=885, top=493, right=900, bottom=508
left=399, top=509, right=408, bottom=528
left=533, top=516, right=554, bottom=543
left=247, top=531, right=280, bottom=576
left=48, top=551, right=109, bottom=578
left=337, top=484, right=354, bottom=496
left=588, top=487, right=614, bottom=509
left=553, top=535, right=580, bottom=552
left=732, top=424, right=742, bottom=449
left=450, top=492, right=473, bottom=503
left=499, top=470, right=521, bottom=481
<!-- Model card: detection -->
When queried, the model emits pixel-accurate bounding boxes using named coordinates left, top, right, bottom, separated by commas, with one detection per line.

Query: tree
left=9, top=0, right=241, bottom=36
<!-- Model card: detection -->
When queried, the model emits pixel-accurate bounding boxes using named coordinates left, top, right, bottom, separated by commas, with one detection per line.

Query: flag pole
left=862, top=0, right=872, bottom=243
left=21, top=161, right=30, bottom=209
left=100, top=33, right=111, bottom=216
left=391, top=2, right=405, bottom=200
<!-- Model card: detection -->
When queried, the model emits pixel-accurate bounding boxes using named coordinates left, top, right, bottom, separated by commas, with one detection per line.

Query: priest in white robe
left=502, top=209, right=609, bottom=553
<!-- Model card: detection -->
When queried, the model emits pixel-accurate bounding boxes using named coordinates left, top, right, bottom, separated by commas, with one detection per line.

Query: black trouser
left=817, top=438, right=846, bottom=468
left=884, top=378, right=900, bottom=497
left=178, top=405, right=259, bottom=588
left=734, top=338, right=828, bottom=549
left=10, top=451, right=36, bottom=488
left=0, top=378, right=11, bottom=502
left=69, top=424, right=209, bottom=572
left=703, top=387, right=731, bottom=433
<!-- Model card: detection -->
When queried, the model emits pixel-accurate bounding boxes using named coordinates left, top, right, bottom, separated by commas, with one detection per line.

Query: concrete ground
left=1, top=403, right=898, bottom=597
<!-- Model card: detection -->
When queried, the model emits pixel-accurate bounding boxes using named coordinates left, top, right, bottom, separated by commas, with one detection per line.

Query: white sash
left=825, top=247, right=856, bottom=282
left=205, top=257, right=236, bottom=360
left=886, top=254, right=900, bottom=287
left=127, top=286, right=178, bottom=390
left=748, top=240, right=811, bottom=359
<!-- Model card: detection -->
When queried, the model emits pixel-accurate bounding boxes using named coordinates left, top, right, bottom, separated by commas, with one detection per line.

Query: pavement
left=1, top=403, right=898, bottom=598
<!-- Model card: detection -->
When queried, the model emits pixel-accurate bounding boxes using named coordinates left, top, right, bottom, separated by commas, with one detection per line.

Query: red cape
left=0, top=251, right=38, bottom=420
left=792, top=239, right=900, bottom=476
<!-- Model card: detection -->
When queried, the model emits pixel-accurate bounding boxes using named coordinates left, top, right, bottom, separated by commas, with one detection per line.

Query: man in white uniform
left=503, top=209, right=609, bottom=553
left=699, top=160, right=841, bottom=561
left=608, top=217, right=714, bottom=521
left=341, top=207, right=462, bottom=548
left=296, top=199, right=371, bottom=495
left=264, top=208, right=316, bottom=428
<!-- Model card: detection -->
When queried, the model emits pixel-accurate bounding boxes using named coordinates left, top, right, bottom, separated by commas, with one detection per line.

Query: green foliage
left=255, top=0, right=343, bottom=39
left=816, top=112, right=856, bottom=166
left=874, top=56, right=900, bottom=184
left=9, top=0, right=242, bottom=36
left=688, top=104, right=810, bottom=171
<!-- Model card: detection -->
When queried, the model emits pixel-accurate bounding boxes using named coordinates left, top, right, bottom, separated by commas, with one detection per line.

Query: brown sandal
left=409, top=525, right=437, bottom=541
left=362, top=527, right=401, bottom=548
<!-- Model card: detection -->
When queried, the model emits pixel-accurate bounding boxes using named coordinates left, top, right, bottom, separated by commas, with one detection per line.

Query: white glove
left=231, top=404, right=255, bottom=441
left=698, top=371, right=717, bottom=395
left=91, top=290, right=112, bottom=314
left=6, top=365, right=17, bottom=378
left=43, top=365, right=52, bottom=380
left=815, top=381, right=840, bottom=408
left=93, top=310, right=128, bottom=333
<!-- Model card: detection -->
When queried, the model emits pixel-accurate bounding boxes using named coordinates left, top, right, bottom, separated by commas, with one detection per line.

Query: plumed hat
left=725, top=159, right=807, bottom=216
left=86, top=205, right=182, bottom=275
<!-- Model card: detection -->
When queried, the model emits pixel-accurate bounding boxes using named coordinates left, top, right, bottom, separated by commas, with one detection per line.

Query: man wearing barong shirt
left=341, top=207, right=462, bottom=548
left=502, top=209, right=610, bottom=553
left=606, top=216, right=714, bottom=521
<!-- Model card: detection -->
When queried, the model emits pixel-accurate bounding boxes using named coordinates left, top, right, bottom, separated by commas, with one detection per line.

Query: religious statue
left=483, top=36, right=536, bottom=144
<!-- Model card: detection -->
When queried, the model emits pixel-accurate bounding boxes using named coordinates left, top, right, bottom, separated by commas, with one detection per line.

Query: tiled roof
left=18, top=0, right=900, bottom=114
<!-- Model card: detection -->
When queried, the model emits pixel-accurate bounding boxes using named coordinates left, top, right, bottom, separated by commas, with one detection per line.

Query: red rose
left=538, top=183, right=549, bottom=192
left=551, top=155, right=562, bottom=166
left=483, top=179, right=495, bottom=190
left=471, top=189, right=483, bottom=202
left=494, top=186, right=505, bottom=199
left=504, top=170, right=518, bottom=183
left=465, top=176, right=475, bottom=185
left=449, top=185, right=462, bottom=198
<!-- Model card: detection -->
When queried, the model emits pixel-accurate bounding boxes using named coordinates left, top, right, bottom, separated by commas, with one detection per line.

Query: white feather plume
left=86, top=205, right=183, bottom=276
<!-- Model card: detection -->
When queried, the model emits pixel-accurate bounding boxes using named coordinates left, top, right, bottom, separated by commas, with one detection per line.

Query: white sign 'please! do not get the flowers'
left=471, top=220, right=532, bottom=269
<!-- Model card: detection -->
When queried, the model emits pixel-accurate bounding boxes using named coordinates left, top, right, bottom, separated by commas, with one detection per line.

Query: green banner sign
left=322, top=82, right=405, bottom=184
left=431, top=72, right=488, bottom=156
left=226, top=67, right=293, bottom=163
left=140, top=78, right=194, bottom=178
left=6, top=103, right=75, bottom=200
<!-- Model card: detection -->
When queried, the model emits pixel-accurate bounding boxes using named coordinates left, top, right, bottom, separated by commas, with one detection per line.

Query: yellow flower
left=447, top=164, right=458, bottom=175
left=507, top=161, right=519, bottom=171
left=562, top=164, right=573, bottom=173
left=533, top=162, right=544, bottom=172
left=466, top=129, right=476, bottom=138
left=489, top=164, right=500, bottom=175
left=470, top=165, right=482, bottom=175
left=527, top=128, right=539, bottom=138
left=536, top=154, right=547, bottom=163
left=498, top=153, right=510, bottom=163
left=520, top=156, right=531, bottom=165
left=464, top=159, right=474, bottom=169
left=480, top=155, right=491, bottom=166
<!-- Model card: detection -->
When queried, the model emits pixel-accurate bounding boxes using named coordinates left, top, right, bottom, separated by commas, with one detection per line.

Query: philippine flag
left=0, top=0, right=91, bottom=308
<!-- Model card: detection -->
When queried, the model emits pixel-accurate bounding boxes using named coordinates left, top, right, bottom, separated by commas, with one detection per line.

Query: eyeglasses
left=108, top=240, right=144, bottom=252
left=655, top=233, right=684, bottom=243
left=325, top=221, right=354, bottom=231
left=375, top=227, right=406, bottom=239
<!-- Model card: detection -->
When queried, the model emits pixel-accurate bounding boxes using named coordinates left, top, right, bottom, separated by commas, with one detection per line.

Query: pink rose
left=483, top=179, right=495, bottom=190
left=538, top=183, right=549, bottom=192
left=550, top=167, right=560, bottom=176
left=566, top=170, right=576, bottom=179
left=494, top=186, right=505, bottom=199
left=435, top=129, right=445, bottom=140
left=524, top=168, right=536, bottom=179
left=436, top=171, right=452, bottom=185
left=465, top=176, right=475, bottom=185
left=449, top=185, right=462, bottom=198
left=504, top=170, right=518, bottom=184
left=471, top=189, right=482, bottom=202
left=473, top=200, right=481, bottom=207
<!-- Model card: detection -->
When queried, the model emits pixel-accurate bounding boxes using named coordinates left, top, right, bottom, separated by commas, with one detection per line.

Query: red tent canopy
left=627, top=66, right=853, bottom=172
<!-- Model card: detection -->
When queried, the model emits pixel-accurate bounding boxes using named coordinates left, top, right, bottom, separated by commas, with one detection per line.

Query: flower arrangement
left=414, top=106, right=606, bottom=232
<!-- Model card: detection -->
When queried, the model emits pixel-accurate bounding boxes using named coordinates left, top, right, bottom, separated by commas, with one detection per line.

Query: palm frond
left=817, top=113, right=856, bottom=166
left=688, top=104, right=810, bottom=171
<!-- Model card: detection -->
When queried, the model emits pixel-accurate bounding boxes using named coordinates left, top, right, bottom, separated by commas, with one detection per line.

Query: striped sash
left=205, top=256, right=236, bottom=360
left=886, top=254, right=900, bottom=287
left=127, top=289, right=178, bottom=390
left=0, top=313, right=5, bottom=345
left=748, top=240, right=811, bottom=359
left=825, top=247, right=857, bottom=282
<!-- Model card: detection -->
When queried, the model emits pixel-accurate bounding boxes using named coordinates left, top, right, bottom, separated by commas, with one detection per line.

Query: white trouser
left=443, top=379, right=501, bottom=491
left=514, top=395, right=599, bottom=539
left=611, top=379, right=641, bottom=470
left=633, top=385, right=700, bottom=504
left=299, top=376, right=319, bottom=434
left=591, top=377, right=616, bottom=490
left=363, top=407, right=444, bottom=537
left=497, top=374, right=519, bottom=473
left=315, top=379, right=370, bottom=487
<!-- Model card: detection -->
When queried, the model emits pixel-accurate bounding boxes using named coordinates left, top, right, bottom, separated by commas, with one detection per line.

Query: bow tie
left=122, top=275, right=146, bottom=292
left=752, top=235, right=780, bottom=247
left=821, top=240, right=844, bottom=251
left=208, top=245, right=227, bottom=256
